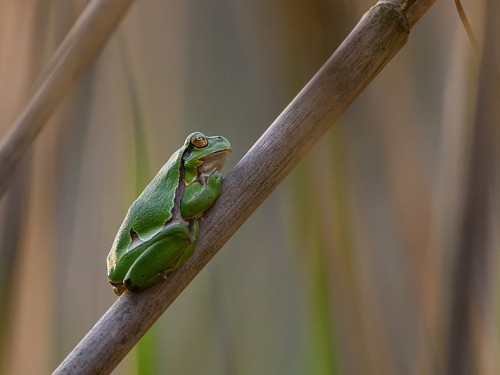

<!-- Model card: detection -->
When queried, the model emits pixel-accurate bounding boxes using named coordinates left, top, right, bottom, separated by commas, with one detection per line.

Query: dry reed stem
left=0, top=0, right=134, bottom=197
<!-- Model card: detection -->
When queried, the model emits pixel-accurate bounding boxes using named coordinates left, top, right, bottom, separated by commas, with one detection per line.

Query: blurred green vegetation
left=1, top=0, right=498, bottom=374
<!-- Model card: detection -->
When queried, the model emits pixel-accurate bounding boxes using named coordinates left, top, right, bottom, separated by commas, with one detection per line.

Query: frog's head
left=183, top=132, right=231, bottom=184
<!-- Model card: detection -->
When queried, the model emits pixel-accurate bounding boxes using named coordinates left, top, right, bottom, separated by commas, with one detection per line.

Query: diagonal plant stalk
left=0, top=0, right=134, bottom=198
left=52, top=1, right=437, bottom=373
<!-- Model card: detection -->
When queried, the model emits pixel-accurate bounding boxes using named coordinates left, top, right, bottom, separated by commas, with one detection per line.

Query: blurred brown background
left=1, top=0, right=498, bottom=374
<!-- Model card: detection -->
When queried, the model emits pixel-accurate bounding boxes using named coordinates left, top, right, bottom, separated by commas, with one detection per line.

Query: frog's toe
left=212, top=170, right=222, bottom=180
left=123, top=278, right=142, bottom=292
left=112, top=283, right=127, bottom=296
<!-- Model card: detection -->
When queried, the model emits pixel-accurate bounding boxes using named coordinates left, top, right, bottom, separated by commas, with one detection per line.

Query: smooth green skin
left=107, top=133, right=231, bottom=295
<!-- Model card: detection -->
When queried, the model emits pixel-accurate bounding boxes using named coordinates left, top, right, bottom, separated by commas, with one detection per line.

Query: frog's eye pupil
left=190, top=133, right=208, bottom=148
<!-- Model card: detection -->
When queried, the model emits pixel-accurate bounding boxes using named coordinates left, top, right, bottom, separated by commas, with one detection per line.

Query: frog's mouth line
left=198, top=149, right=231, bottom=174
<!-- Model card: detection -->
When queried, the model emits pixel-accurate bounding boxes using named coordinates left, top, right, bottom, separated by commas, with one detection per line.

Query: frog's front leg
left=181, top=171, right=223, bottom=219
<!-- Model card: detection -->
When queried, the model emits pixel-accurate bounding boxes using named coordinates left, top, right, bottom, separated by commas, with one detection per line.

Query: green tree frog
left=107, top=132, right=231, bottom=295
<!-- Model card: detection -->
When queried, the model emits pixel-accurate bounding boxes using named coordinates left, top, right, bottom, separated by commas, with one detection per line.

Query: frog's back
left=112, top=149, right=183, bottom=252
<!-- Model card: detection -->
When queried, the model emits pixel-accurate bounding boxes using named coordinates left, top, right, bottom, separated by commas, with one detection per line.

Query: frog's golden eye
left=190, top=133, right=208, bottom=148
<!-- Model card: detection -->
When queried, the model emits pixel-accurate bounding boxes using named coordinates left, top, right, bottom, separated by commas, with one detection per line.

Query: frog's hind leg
left=123, top=224, right=190, bottom=290
left=160, top=220, right=199, bottom=280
